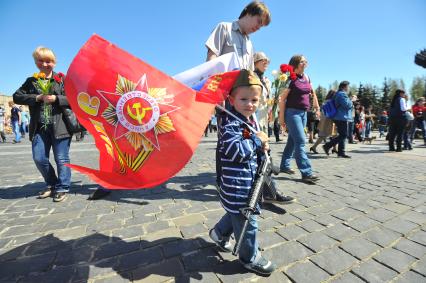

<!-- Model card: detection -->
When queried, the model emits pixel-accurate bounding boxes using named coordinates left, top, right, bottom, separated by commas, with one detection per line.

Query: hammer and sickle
left=127, top=102, right=152, bottom=125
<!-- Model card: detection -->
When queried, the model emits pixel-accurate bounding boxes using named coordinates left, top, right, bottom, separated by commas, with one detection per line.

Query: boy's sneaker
left=243, top=255, right=276, bottom=276
left=53, top=192, right=67, bottom=202
left=38, top=187, right=53, bottom=199
left=209, top=228, right=232, bottom=253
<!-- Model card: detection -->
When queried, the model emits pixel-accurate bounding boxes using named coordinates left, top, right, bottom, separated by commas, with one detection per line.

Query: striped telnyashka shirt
left=217, top=110, right=263, bottom=214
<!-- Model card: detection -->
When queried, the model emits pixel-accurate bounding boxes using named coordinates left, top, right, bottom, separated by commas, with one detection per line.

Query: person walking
left=278, top=54, right=320, bottom=184
left=411, top=97, right=426, bottom=146
left=310, top=90, right=337, bottom=153
left=322, top=81, right=354, bottom=158
left=9, top=101, right=21, bottom=143
left=0, top=104, right=6, bottom=142
left=387, top=89, right=408, bottom=152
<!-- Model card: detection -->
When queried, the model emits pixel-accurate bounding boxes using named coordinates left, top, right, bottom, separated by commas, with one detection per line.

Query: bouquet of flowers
left=270, top=64, right=297, bottom=119
left=33, top=72, right=64, bottom=128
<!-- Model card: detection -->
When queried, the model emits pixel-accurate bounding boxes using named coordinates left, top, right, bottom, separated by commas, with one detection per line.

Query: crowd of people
left=3, top=1, right=426, bottom=277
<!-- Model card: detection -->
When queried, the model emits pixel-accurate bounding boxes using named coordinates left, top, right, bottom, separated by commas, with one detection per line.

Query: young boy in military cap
left=209, top=69, right=276, bottom=275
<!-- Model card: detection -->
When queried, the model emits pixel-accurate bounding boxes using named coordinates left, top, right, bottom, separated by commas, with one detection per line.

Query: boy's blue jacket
left=333, top=90, right=353, bottom=121
left=218, top=109, right=263, bottom=214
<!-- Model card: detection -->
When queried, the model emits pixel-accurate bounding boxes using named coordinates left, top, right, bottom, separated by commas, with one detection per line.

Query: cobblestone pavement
left=0, top=132, right=425, bottom=283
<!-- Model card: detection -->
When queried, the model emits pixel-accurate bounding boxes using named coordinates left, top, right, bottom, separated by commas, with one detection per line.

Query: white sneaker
left=209, top=228, right=232, bottom=252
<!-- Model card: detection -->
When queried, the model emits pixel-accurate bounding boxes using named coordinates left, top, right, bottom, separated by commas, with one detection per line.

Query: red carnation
left=290, top=73, right=297, bottom=81
left=57, top=72, right=65, bottom=78
left=280, top=64, right=293, bottom=73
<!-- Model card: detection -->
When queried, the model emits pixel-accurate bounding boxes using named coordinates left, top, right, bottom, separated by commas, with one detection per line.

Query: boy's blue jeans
left=280, top=108, right=313, bottom=177
left=32, top=126, right=71, bottom=193
left=214, top=212, right=258, bottom=264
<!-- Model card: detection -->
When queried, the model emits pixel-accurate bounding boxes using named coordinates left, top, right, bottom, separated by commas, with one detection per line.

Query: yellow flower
left=33, top=73, right=39, bottom=79
left=279, top=74, right=288, bottom=81
left=39, top=72, right=46, bottom=79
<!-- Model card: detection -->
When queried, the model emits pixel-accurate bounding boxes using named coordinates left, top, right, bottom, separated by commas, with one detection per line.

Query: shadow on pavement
left=0, top=232, right=252, bottom=282
left=0, top=172, right=220, bottom=205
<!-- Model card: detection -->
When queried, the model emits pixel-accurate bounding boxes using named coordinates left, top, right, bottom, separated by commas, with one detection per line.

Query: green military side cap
left=231, top=69, right=263, bottom=92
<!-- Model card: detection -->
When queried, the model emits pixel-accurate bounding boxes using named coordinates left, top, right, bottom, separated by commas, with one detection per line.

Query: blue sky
left=0, top=0, right=425, bottom=96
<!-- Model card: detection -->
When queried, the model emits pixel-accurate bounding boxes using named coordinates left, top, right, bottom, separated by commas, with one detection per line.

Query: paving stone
left=92, top=274, right=131, bottom=283
left=144, top=220, right=171, bottom=233
left=55, top=246, right=94, bottom=266
left=274, top=213, right=302, bottom=226
left=310, top=247, right=358, bottom=275
left=213, top=260, right=256, bottom=283
left=366, top=208, right=398, bottom=223
left=162, top=238, right=200, bottom=258
left=340, top=237, right=381, bottom=260
left=323, top=223, right=359, bottom=242
left=374, top=247, right=417, bottom=272
left=258, top=218, right=283, bottom=231
left=394, top=238, right=426, bottom=259
left=401, top=211, right=426, bottom=225
left=110, top=226, right=144, bottom=239
left=393, top=271, right=426, bottom=283
left=19, top=265, right=76, bottom=283
left=175, top=271, right=221, bottom=283
left=381, top=202, right=412, bottom=214
left=257, top=231, right=286, bottom=249
left=173, top=214, right=206, bottom=227
left=382, top=217, right=420, bottom=235
left=180, top=223, right=208, bottom=238
left=411, top=257, right=426, bottom=276
left=329, top=272, right=365, bottom=283
left=92, top=240, right=140, bottom=262
left=0, top=224, right=40, bottom=238
left=132, top=257, right=185, bottom=282
left=313, top=214, right=341, bottom=227
left=352, top=259, right=399, bottom=283
left=344, top=215, right=380, bottom=232
left=331, top=208, right=362, bottom=222
left=277, top=225, right=309, bottom=240
left=361, top=226, right=401, bottom=247
left=285, top=260, right=330, bottom=282
left=408, top=230, right=426, bottom=246
left=115, top=246, right=163, bottom=271
left=263, top=241, right=314, bottom=268
left=297, top=232, right=339, bottom=253
left=182, top=247, right=222, bottom=272
left=140, top=227, right=182, bottom=248
left=0, top=252, right=56, bottom=279
left=297, top=219, right=326, bottom=232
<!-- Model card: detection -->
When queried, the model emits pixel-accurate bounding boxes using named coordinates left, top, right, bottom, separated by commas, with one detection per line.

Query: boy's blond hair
left=32, top=46, right=56, bottom=63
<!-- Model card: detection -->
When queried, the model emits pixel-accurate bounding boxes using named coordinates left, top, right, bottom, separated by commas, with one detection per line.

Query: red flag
left=64, top=35, right=216, bottom=189
left=195, top=70, right=240, bottom=104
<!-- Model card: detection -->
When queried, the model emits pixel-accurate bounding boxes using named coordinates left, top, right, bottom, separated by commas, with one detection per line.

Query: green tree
left=328, top=80, right=339, bottom=91
left=409, top=76, right=426, bottom=103
left=380, top=77, right=391, bottom=112
left=315, top=85, right=327, bottom=105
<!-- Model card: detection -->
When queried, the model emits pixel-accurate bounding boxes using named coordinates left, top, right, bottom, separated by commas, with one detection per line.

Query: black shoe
left=275, top=138, right=283, bottom=142
left=280, top=168, right=296, bottom=175
left=263, top=192, right=295, bottom=204
left=322, top=145, right=330, bottom=156
left=53, top=192, right=67, bottom=202
left=348, top=141, right=357, bottom=144
left=302, top=175, right=319, bottom=184
left=338, top=154, right=351, bottom=158
left=309, top=147, right=318, bottom=154
left=88, top=188, right=111, bottom=200
left=396, top=148, right=402, bottom=152
left=243, top=256, right=276, bottom=276
left=331, top=149, right=338, bottom=154
left=389, top=147, right=396, bottom=151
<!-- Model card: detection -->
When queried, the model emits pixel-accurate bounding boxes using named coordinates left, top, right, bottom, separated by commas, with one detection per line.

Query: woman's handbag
left=62, top=107, right=84, bottom=134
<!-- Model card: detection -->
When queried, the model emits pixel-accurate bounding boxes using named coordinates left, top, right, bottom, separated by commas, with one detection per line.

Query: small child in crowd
left=209, top=69, right=276, bottom=276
